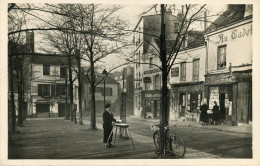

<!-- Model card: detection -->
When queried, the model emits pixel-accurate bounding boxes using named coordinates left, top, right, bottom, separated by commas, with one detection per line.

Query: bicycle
left=151, top=123, right=186, bottom=158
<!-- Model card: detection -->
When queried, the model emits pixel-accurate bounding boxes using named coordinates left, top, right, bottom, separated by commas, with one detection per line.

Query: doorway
left=179, top=93, right=186, bottom=117
left=153, top=100, right=158, bottom=118
left=219, top=93, right=225, bottom=120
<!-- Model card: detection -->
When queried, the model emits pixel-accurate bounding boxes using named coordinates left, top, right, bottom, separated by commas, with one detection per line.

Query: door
left=179, top=93, right=186, bottom=117
left=190, top=94, right=198, bottom=113
left=58, top=104, right=65, bottom=117
left=153, top=100, right=158, bottom=118
left=237, top=82, right=249, bottom=123
left=219, top=93, right=225, bottom=119
left=36, top=104, right=50, bottom=118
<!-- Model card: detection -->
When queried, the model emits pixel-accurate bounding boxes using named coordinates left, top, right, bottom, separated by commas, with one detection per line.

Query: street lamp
left=102, top=69, right=108, bottom=109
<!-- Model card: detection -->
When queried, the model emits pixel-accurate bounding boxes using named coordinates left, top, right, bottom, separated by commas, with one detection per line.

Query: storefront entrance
left=219, top=93, right=226, bottom=120
left=179, top=93, right=186, bottom=117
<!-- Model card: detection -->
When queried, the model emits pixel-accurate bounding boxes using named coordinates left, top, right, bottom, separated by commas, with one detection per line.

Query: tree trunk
left=65, top=78, right=69, bottom=120
left=159, top=4, right=170, bottom=155
left=90, top=51, right=97, bottom=130
left=8, top=53, right=16, bottom=133
left=17, top=58, right=23, bottom=126
left=68, top=55, right=74, bottom=122
left=77, top=54, right=83, bottom=125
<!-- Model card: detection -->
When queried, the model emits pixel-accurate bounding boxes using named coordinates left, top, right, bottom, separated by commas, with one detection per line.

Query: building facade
left=28, top=55, right=79, bottom=118
left=170, top=32, right=206, bottom=122
left=81, top=75, right=119, bottom=114
left=113, top=66, right=135, bottom=116
left=133, top=11, right=181, bottom=118
left=204, top=5, right=252, bottom=125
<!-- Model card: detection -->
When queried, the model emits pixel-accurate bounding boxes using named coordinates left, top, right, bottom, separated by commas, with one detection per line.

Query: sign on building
left=171, top=67, right=179, bottom=77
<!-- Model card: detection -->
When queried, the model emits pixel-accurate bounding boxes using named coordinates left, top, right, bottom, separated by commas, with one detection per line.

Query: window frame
left=60, top=66, right=67, bottom=78
left=217, top=45, right=227, bottom=70
left=193, top=59, right=200, bottom=81
left=43, top=64, right=50, bottom=75
left=180, top=62, right=186, bottom=82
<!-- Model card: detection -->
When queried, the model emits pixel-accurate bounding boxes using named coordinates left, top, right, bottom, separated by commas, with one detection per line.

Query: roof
left=31, top=54, right=69, bottom=65
left=153, top=31, right=205, bottom=53
left=83, top=74, right=119, bottom=85
left=206, top=5, right=246, bottom=33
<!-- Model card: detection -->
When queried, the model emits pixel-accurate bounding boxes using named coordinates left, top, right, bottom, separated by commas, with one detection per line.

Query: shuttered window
left=180, top=62, right=186, bottom=82
left=43, top=65, right=50, bottom=75
left=193, top=59, right=199, bottom=81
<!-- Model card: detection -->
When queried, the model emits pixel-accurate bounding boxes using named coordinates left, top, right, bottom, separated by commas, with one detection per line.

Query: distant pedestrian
left=212, top=101, right=220, bottom=125
left=103, top=103, right=116, bottom=148
left=140, top=106, right=143, bottom=119
left=200, top=102, right=208, bottom=125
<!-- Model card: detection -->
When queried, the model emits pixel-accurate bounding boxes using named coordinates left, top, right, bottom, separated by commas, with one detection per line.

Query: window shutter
left=38, top=84, right=42, bottom=96
left=51, top=85, right=55, bottom=97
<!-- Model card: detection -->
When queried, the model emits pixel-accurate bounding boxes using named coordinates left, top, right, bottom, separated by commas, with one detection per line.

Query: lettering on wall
left=216, top=24, right=252, bottom=44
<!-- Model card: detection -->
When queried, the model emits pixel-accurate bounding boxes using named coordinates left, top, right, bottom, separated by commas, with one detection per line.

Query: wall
left=207, top=19, right=252, bottom=72
left=170, top=46, right=206, bottom=84
left=30, top=63, right=79, bottom=116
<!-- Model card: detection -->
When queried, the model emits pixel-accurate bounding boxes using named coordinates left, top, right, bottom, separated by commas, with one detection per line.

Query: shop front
left=205, top=70, right=252, bottom=125
left=141, top=90, right=161, bottom=119
left=171, top=82, right=204, bottom=122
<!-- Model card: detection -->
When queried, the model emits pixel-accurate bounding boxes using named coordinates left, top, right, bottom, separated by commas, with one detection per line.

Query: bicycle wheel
left=170, top=134, right=186, bottom=157
left=153, top=131, right=160, bottom=151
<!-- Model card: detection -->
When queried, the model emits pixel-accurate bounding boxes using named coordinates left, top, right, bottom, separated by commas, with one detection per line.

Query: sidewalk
left=128, top=116, right=252, bottom=135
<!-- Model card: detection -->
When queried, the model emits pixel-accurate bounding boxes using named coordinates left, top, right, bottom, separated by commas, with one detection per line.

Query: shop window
left=43, top=64, right=50, bottom=75
left=154, top=75, right=161, bottom=90
left=193, top=59, right=199, bottom=81
left=180, top=62, right=186, bottom=82
left=217, top=45, right=227, bottom=69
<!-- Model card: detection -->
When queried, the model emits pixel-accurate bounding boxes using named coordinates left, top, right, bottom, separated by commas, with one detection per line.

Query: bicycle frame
left=152, top=124, right=186, bottom=158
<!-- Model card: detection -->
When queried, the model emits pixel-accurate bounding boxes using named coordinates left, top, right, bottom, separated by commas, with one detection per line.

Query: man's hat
left=105, top=103, right=111, bottom=109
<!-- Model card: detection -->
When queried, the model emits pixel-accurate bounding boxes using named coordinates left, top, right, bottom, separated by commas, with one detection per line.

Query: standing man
left=103, top=103, right=116, bottom=148
left=200, top=101, right=208, bottom=125
left=212, top=101, right=220, bottom=125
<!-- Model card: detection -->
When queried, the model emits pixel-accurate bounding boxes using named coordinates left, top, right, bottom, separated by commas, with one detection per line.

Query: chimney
left=244, top=4, right=253, bottom=17
left=165, top=9, right=172, bottom=15
left=26, top=31, right=34, bottom=53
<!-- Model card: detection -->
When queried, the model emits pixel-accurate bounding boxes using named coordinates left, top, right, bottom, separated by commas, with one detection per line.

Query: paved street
left=8, top=114, right=252, bottom=159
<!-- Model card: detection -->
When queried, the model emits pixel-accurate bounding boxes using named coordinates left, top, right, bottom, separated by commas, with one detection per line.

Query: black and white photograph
left=1, top=0, right=260, bottom=165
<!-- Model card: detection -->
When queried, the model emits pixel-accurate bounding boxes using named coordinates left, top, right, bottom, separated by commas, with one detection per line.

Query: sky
left=8, top=3, right=226, bottom=73
left=101, top=4, right=227, bottom=72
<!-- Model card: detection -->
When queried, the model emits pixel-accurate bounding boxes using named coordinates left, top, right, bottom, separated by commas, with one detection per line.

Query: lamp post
left=102, top=69, right=108, bottom=108
left=121, top=70, right=127, bottom=123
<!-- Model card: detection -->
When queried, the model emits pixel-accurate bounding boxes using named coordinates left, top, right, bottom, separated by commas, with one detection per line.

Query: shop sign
left=144, top=68, right=161, bottom=75
left=216, top=24, right=252, bottom=44
left=171, top=67, right=179, bottom=77
left=145, top=93, right=161, bottom=98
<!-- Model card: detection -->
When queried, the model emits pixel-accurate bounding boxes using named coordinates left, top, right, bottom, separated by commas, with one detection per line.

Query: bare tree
left=72, top=4, right=130, bottom=129
left=127, top=4, right=207, bottom=155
